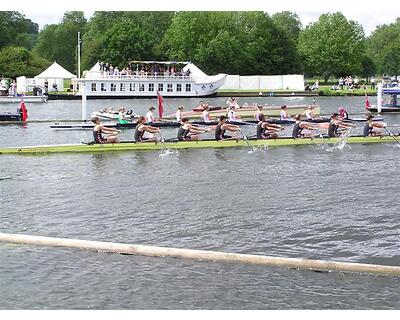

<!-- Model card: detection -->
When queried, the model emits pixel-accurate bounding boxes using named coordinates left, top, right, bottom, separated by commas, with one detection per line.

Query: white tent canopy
left=35, top=62, right=76, bottom=92
left=36, top=61, right=76, bottom=79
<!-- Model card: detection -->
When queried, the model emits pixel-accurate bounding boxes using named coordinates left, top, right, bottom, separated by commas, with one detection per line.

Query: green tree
left=0, top=46, right=50, bottom=79
left=163, top=11, right=302, bottom=75
left=298, top=12, right=365, bottom=81
left=0, top=12, right=38, bottom=50
left=366, top=18, right=400, bottom=75
left=271, top=11, right=302, bottom=42
left=360, top=55, right=377, bottom=81
left=33, top=11, right=86, bottom=73
left=81, top=11, right=174, bottom=70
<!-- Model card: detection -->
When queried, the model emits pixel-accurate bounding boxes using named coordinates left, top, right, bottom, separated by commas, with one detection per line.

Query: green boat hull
left=0, top=136, right=397, bottom=155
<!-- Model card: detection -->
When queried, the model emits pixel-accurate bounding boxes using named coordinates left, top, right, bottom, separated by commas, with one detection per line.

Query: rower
left=215, top=115, right=241, bottom=141
left=91, top=116, right=120, bottom=144
left=227, top=105, right=241, bottom=122
left=363, top=114, right=386, bottom=137
left=280, top=105, right=292, bottom=120
left=135, top=116, right=160, bottom=142
left=292, top=114, right=316, bottom=138
left=328, top=113, right=355, bottom=138
left=304, top=106, right=316, bottom=120
left=338, top=107, right=349, bottom=120
left=257, top=113, right=283, bottom=139
left=202, top=104, right=212, bottom=123
left=177, top=118, right=208, bottom=141
left=145, top=106, right=156, bottom=123
left=254, top=105, right=263, bottom=121
left=175, top=105, right=184, bottom=121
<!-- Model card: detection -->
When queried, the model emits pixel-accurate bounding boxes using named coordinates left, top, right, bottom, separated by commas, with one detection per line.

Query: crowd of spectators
left=97, top=61, right=191, bottom=78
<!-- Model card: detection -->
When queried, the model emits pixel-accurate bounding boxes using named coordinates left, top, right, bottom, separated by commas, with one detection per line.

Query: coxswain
left=338, top=107, right=349, bottom=120
left=254, top=105, right=263, bottom=121
left=257, top=113, right=283, bottom=139
left=363, top=114, right=386, bottom=137
left=176, top=105, right=184, bottom=121
left=177, top=118, right=209, bottom=141
left=215, top=115, right=241, bottom=141
left=135, top=116, right=160, bottom=142
left=280, top=105, right=292, bottom=120
left=91, top=116, right=120, bottom=144
left=202, top=104, right=212, bottom=123
left=292, top=114, right=316, bottom=138
left=145, top=106, right=156, bottom=123
left=328, top=113, right=355, bottom=138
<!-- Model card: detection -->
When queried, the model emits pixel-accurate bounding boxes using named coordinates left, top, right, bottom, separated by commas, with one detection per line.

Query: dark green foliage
left=0, top=12, right=38, bottom=50
left=33, top=11, right=87, bottom=73
left=163, top=11, right=302, bottom=75
left=0, top=46, right=50, bottom=78
left=298, top=12, right=365, bottom=81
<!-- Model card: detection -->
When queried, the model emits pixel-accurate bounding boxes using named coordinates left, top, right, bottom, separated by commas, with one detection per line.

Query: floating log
left=0, top=232, right=399, bottom=277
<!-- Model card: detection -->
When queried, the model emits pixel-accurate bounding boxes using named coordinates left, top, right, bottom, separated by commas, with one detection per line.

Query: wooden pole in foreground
left=0, top=232, right=399, bottom=277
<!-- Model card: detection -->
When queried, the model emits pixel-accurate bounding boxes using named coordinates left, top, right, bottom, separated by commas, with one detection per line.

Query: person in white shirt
left=145, top=107, right=156, bottom=123
left=304, top=106, right=316, bottom=120
left=175, top=106, right=184, bottom=121
left=202, top=104, right=212, bottom=122
left=227, top=106, right=241, bottom=122
left=280, top=105, right=292, bottom=120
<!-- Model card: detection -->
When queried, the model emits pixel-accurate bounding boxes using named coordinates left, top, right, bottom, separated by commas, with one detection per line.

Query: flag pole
left=77, top=32, right=81, bottom=79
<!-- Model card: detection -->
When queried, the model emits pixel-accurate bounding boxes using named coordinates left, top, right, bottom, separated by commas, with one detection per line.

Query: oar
left=314, top=127, right=329, bottom=149
left=384, top=128, right=400, bottom=146
left=239, top=129, right=255, bottom=153
left=157, top=132, right=171, bottom=154
left=233, top=120, right=257, bottom=126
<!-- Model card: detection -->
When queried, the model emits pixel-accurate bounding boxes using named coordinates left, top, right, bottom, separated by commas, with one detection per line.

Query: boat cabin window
left=120, top=83, right=126, bottom=91
left=111, top=83, right=116, bottom=92
left=185, top=84, right=191, bottom=92
left=130, top=83, right=135, bottom=91
left=91, top=83, right=97, bottom=91
left=167, top=84, right=173, bottom=92
left=148, top=83, right=154, bottom=92
left=176, top=84, right=182, bottom=92
left=139, top=84, right=145, bottom=92
left=158, top=83, right=164, bottom=92
left=101, top=83, right=106, bottom=91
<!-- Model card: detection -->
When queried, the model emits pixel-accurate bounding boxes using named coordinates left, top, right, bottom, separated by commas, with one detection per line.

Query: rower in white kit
left=145, top=106, right=156, bottom=123
left=202, top=104, right=212, bottom=123
left=175, top=105, right=184, bottom=121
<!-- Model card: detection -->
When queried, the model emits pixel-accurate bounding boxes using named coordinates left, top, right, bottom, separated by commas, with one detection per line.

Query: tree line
left=0, top=11, right=399, bottom=82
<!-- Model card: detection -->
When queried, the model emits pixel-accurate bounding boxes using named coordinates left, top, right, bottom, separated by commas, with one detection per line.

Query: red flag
left=157, top=91, right=164, bottom=118
left=19, top=100, right=28, bottom=121
left=365, top=94, right=371, bottom=109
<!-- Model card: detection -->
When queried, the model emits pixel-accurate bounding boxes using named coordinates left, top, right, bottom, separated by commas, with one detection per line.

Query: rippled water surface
left=0, top=96, right=400, bottom=309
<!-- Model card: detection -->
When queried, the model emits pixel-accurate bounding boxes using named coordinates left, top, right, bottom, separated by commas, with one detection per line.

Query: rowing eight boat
left=0, top=136, right=397, bottom=155
left=49, top=116, right=384, bottom=130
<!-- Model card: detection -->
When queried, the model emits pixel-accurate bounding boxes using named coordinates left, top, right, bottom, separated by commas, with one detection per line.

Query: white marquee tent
left=35, top=61, right=76, bottom=92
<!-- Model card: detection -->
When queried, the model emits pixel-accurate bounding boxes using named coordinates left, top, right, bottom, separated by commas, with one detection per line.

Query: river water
left=0, top=96, right=400, bottom=309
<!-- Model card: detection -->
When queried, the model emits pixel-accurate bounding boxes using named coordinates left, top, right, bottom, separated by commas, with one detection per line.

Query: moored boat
left=80, top=61, right=227, bottom=98
left=0, top=135, right=397, bottom=155
left=365, top=85, right=400, bottom=113
left=0, top=95, right=47, bottom=103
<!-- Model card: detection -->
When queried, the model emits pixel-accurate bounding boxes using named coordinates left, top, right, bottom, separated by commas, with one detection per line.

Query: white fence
left=220, top=74, right=304, bottom=91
